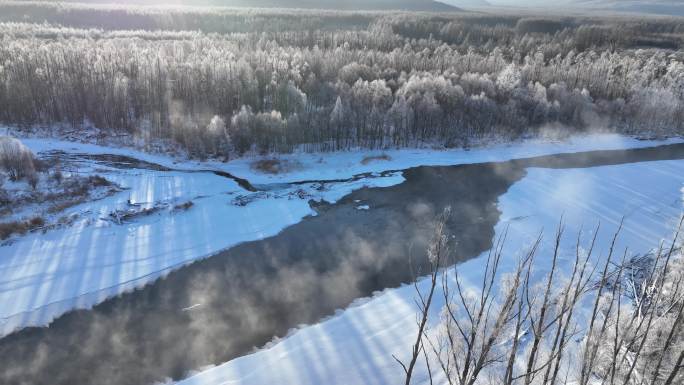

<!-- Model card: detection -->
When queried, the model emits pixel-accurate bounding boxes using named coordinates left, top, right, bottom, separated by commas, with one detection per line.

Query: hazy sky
left=487, top=0, right=568, bottom=4
left=444, top=0, right=684, bottom=17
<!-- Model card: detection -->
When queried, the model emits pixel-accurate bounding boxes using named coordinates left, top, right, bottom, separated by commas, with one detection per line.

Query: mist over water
left=0, top=3, right=682, bottom=383
left=2, top=144, right=684, bottom=385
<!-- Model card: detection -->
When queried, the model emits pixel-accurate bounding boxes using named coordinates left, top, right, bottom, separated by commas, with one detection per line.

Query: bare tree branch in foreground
left=401, top=216, right=684, bottom=385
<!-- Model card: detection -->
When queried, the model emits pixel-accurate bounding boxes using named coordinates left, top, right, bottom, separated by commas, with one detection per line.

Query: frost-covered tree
left=497, top=64, right=522, bottom=93
left=0, top=5, right=682, bottom=157
left=403, top=218, right=684, bottom=385
left=0, top=137, right=35, bottom=181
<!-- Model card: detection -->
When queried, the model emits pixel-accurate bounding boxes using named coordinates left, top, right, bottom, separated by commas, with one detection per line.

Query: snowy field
left=17, top=134, right=684, bottom=184
left=0, top=133, right=681, bottom=339
left=0, top=152, right=402, bottom=337
left=176, top=159, right=684, bottom=385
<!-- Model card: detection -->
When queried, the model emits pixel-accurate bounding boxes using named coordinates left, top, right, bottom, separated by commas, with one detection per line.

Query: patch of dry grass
left=173, top=201, right=194, bottom=211
left=361, top=153, right=391, bottom=165
left=44, top=175, right=116, bottom=214
left=252, top=158, right=300, bottom=174
left=46, top=197, right=87, bottom=214
left=0, top=216, right=45, bottom=240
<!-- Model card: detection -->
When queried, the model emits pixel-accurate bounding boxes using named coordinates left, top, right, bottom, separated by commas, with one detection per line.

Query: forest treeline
left=0, top=3, right=683, bottom=157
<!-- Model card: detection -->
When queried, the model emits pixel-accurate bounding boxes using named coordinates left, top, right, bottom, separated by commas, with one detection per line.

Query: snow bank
left=0, top=159, right=403, bottom=337
left=176, top=159, right=684, bottom=385
left=20, top=134, right=683, bottom=185
left=0, top=134, right=679, bottom=338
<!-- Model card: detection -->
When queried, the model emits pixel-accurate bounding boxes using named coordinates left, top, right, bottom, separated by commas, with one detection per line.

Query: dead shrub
left=0, top=188, right=9, bottom=207
left=61, top=175, right=111, bottom=198
left=28, top=216, right=45, bottom=227
left=47, top=197, right=86, bottom=214
left=0, top=216, right=45, bottom=239
left=0, top=137, right=36, bottom=181
left=361, top=153, right=391, bottom=165
left=252, top=158, right=300, bottom=174
left=173, top=201, right=194, bottom=211
left=89, top=175, right=111, bottom=187
left=52, top=168, right=63, bottom=184
left=252, top=159, right=281, bottom=174
left=27, top=172, right=38, bottom=190
left=0, top=222, right=21, bottom=239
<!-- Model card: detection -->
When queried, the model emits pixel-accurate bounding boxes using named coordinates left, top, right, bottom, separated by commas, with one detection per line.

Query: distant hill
left=488, top=0, right=684, bottom=16
left=40, top=0, right=461, bottom=12
left=439, top=0, right=491, bottom=9
left=215, top=0, right=460, bottom=11
left=575, top=0, right=684, bottom=16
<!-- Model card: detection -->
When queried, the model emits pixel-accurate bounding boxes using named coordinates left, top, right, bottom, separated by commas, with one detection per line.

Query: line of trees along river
left=1, top=4, right=683, bottom=157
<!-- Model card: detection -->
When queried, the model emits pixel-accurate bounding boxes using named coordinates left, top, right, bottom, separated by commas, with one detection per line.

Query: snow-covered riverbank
left=0, top=153, right=402, bottom=337
left=18, top=134, right=684, bottom=184
left=0, top=133, right=681, bottom=339
left=176, top=159, right=684, bottom=385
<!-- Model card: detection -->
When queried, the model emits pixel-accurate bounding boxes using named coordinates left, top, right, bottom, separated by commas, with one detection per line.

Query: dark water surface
left=2, top=143, right=684, bottom=385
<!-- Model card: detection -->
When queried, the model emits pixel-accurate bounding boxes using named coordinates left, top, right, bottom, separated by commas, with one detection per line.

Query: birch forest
left=1, top=2, right=683, bottom=157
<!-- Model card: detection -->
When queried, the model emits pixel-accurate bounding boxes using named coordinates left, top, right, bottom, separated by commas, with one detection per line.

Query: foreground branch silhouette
left=401, top=214, right=683, bottom=385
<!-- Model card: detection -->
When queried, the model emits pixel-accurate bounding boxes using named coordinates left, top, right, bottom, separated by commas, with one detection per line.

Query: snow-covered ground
left=176, top=159, right=684, bottom=385
left=0, top=159, right=402, bottom=337
left=19, top=134, right=684, bottom=184
left=0, top=133, right=680, bottom=339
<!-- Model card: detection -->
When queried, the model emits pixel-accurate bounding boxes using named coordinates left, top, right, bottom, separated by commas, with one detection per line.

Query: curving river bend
left=1, top=143, right=684, bottom=385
